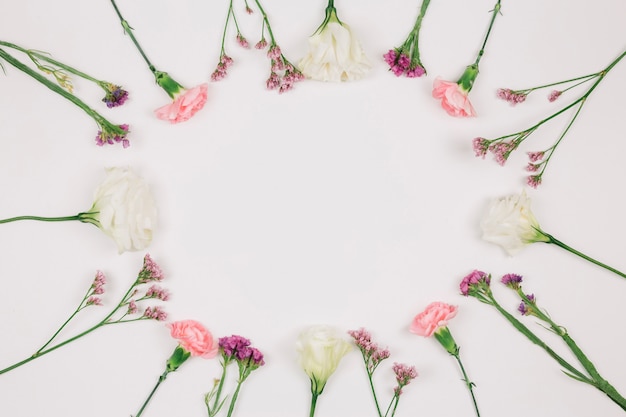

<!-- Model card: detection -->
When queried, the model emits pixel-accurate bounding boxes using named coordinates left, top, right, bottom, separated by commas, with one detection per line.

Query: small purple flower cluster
left=210, top=54, right=235, bottom=82
left=101, top=83, right=129, bottom=108
left=95, top=123, right=130, bottom=148
left=518, top=294, right=536, bottom=316
left=383, top=49, right=425, bottom=78
left=347, top=328, right=390, bottom=373
left=392, top=362, right=418, bottom=396
left=496, top=88, right=527, bottom=105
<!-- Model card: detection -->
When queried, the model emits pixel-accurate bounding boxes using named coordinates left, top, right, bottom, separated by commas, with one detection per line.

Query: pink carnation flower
left=154, top=83, right=209, bottom=124
left=432, top=78, right=476, bottom=117
left=168, top=319, right=218, bottom=358
left=410, top=301, right=458, bottom=337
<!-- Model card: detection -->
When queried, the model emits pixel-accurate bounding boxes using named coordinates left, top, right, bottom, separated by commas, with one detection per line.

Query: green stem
left=109, top=0, right=157, bottom=74
left=308, top=392, right=318, bottom=417
left=0, top=275, right=140, bottom=375
left=211, top=360, right=229, bottom=415
left=408, top=0, right=430, bottom=67
left=0, top=48, right=107, bottom=125
left=0, top=41, right=101, bottom=84
left=485, top=293, right=591, bottom=383
left=0, top=215, right=81, bottom=224
left=253, top=0, right=277, bottom=45
left=219, top=1, right=234, bottom=54
left=135, top=370, right=169, bottom=417
left=544, top=233, right=626, bottom=280
left=365, top=365, right=383, bottom=417
left=519, top=73, right=598, bottom=93
left=474, top=0, right=501, bottom=67
left=226, top=379, right=243, bottom=417
left=452, top=352, right=481, bottom=417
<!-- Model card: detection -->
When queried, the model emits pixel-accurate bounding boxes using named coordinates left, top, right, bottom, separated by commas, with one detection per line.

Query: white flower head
left=298, top=6, right=370, bottom=82
left=81, top=167, right=157, bottom=253
left=480, top=190, right=550, bottom=256
left=296, top=324, right=351, bottom=395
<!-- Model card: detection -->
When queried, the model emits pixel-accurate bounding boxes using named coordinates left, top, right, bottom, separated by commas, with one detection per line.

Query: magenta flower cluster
left=219, top=334, right=265, bottom=366
left=383, top=49, right=425, bottom=78
left=211, top=54, right=235, bottom=82
left=496, top=88, right=527, bottom=105
left=137, top=253, right=164, bottom=283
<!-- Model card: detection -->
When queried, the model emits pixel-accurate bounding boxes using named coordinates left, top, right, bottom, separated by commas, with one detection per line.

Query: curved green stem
left=544, top=233, right=626, bottom=280
left=253, top=0, right=277, bottom=44
left=135, top=370, right=169, bottom=417
left=226, top=379, right=243, bottom=417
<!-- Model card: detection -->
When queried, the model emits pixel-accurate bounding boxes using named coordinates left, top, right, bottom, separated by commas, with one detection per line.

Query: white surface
left=1, top=0, right=626, bottom=416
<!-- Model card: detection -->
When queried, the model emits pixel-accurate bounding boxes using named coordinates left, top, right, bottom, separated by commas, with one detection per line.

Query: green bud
left=166, top=345, right=191, bottom=372
left=456, top=64, right=479, bottom=93
left=434, top=326, right=459, bottom=356
left=154, top=71, right=184, bottom=99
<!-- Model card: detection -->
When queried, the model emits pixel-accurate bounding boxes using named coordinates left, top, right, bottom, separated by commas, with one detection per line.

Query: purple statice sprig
left=478, top=48, right=625, bottom=188
left=206, top=335, right=265, bottom=417
left=0, top=254, right=169, bottom=376
left=384, top=0, right=430, bottom=78
left=348, top=328, right=416, bottom=417
left=209, top=0, right=303, bottom=93
left=464, top=270, right=626, bottom=411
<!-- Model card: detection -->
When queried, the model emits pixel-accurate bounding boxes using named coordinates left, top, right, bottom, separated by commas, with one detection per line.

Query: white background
left=1, top=0, right=626, bottom=416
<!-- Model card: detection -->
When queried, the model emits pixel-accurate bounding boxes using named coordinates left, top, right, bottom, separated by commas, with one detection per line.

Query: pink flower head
left=168, top=320, right=218, bottom=358
left=236, top=33, right=250, bottom=48
left=460, top=270, right=490, bottom=296
left=145, top=284, right=170, bottom=301
left=219, top=335, right=251, bottom=359
left=497, top=88, right=527, bottom=105
left=86, top=296, right=103, bottom=306
left=432, top=78, right=476, bottom=117
left=267, top=45, right=282, bottom=60
left=392, top=362, right=418, bottom=395
left=143, top=306, right=168, bottom=321
left=548, top=90, right=562, bottom=102
left=527, top=174, right=542, bottom=189
left=527, top=151, right=545, bottom=162
left=410, top=302, right=458, bottom=338
left=137, top=254, right=164, bottom=283
left=255, top=39, right=268, bottom=50
left=472, top=137, right=490, bottom=158
left=501, top=273, right=523, bottom=289
left=154, top=83, right=208, bottom=124
left=406, top=65, right=426, bottom=78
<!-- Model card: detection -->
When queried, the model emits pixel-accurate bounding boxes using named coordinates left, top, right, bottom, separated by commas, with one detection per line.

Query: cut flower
left=154, top=77, right=209, bottom=124
left=298, top=0, right=370, bottom=82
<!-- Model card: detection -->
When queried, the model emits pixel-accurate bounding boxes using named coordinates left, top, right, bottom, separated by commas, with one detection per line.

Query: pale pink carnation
left=154, top=84, right=208, bottom=124
left=410, top=302, right=457, bottom=337
left=168, top=319, right=218, bottom=358
left=432, top=78, right=476, bottom=117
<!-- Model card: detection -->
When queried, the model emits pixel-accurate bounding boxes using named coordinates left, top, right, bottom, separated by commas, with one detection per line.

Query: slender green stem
left=0, top=48, right=104, bottom=123
left=518, top=73, right=598, bottom=93
left=211, top=360, right=229, bottom=415
left=544, top=233, right=626, bottom=280
left=253, top=0, right=277, bottom=44
left=0, top=215, right=81, bottom=224
left=219, top=1, right=234, bottom=54
left=474, top=0, right=501, bottom=67
left=383, top=394, right=398, bottom=417
left=0, top=41, right=101, bottom=83
left=226, top=380, right=243, bottom=417
left=407, top=0, right=430, bottom=67
left=135, top=370, right=169, bottom=417
left=486, top=293, right=591, bottom=383
left=308, top=392, right=318, bottom=417
left=0, top=275, right=141, bottom=375
left=109, top=0, right=157, bottom=73
left=366, top=369, right=383, bottom=417
left=452, top=353, right=481, bottom=417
